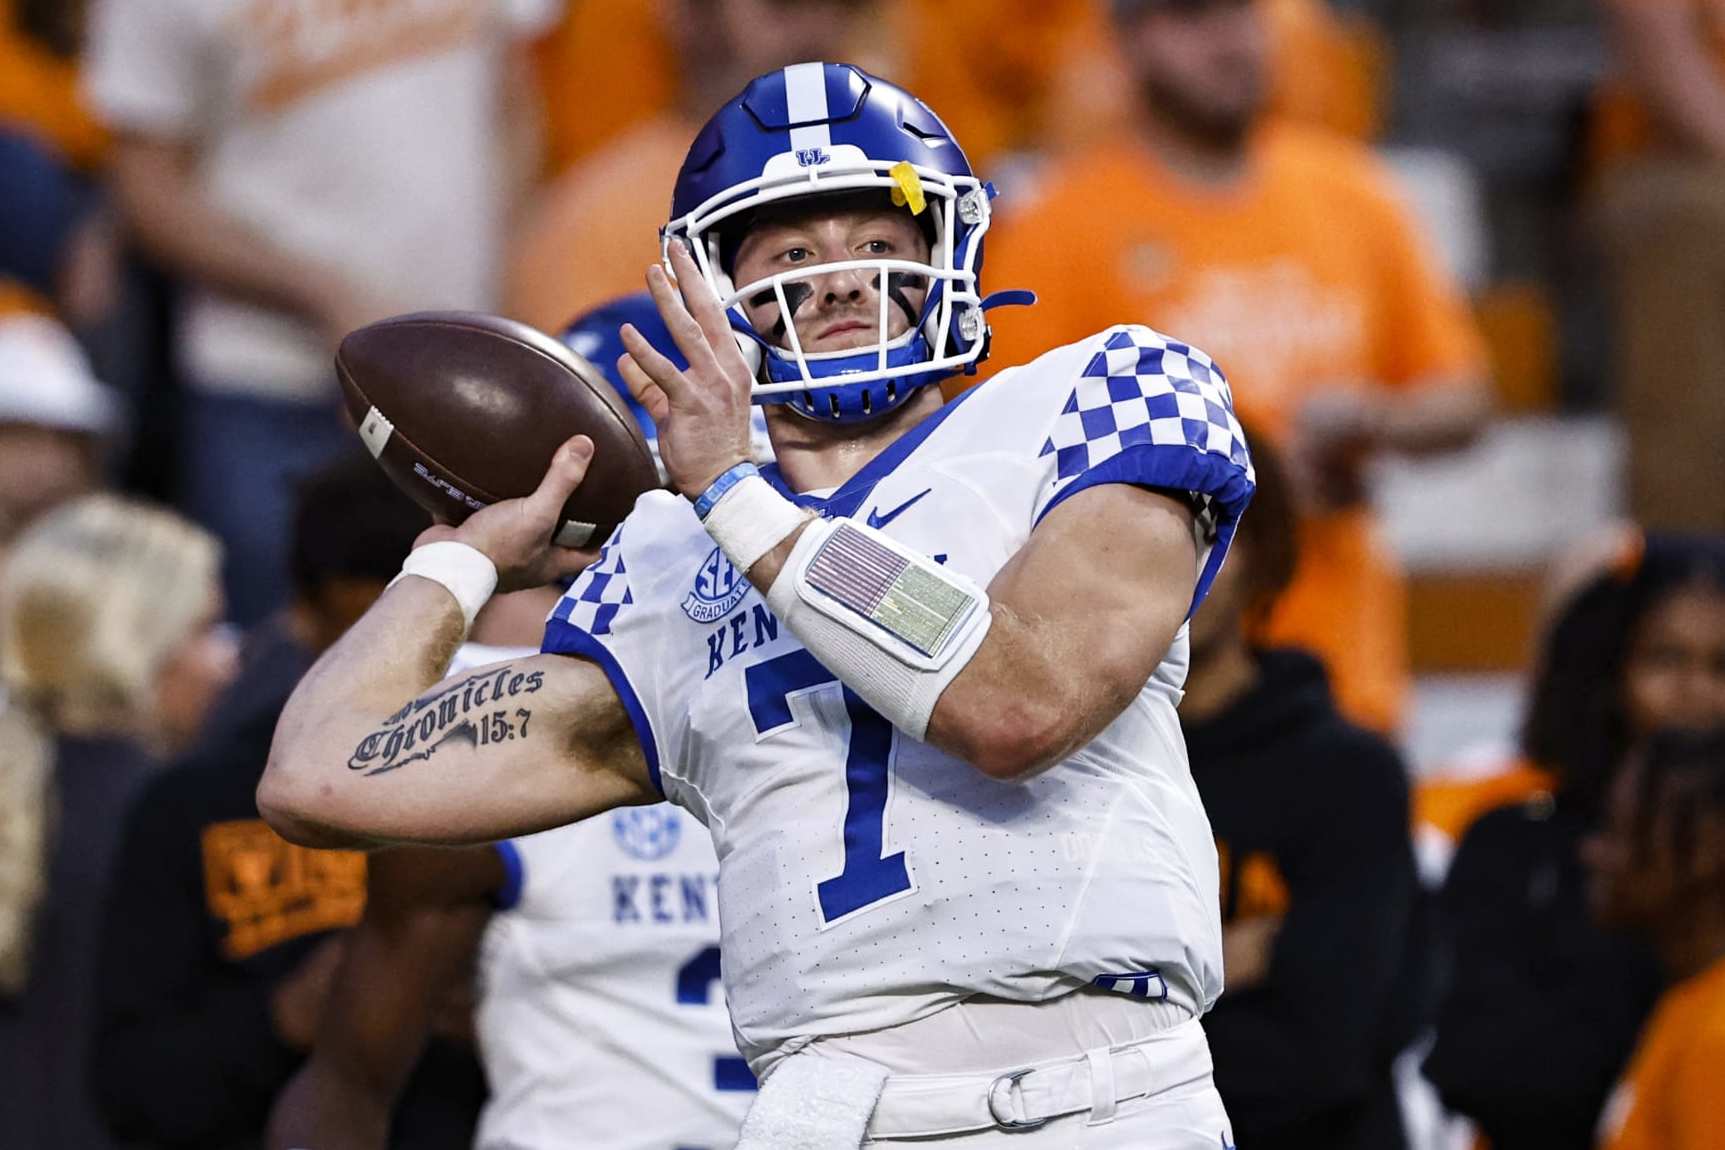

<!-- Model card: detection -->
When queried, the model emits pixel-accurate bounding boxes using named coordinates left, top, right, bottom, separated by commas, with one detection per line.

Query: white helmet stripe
left=784, top=62, right=832, bottom=156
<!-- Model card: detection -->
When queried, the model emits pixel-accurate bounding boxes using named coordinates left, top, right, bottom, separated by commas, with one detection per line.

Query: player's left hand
left=618, top=242, right=757, bottom=501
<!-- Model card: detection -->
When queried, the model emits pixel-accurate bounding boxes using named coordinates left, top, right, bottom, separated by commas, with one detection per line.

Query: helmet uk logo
left=682, top=545, right=751, bottom=623
left=795, top=146, right=831, bottom=167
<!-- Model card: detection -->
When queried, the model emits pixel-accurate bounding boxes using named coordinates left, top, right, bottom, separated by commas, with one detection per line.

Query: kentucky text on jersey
left=612, top=871, right=719, bottom=925
left=705, top=603, right=780, bottom=679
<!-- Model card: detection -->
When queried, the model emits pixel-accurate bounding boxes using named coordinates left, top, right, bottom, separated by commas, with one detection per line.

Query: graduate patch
left=683, top=545, right=751, bottom=624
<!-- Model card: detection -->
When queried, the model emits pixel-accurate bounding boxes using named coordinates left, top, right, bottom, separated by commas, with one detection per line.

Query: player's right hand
left=416, top=435, right=600, bottom=592
left=617, top=243, right=757, bottom=501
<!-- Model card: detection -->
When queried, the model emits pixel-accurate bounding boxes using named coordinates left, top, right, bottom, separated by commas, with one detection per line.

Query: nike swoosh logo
left=866, top=488, right=931, bottom=530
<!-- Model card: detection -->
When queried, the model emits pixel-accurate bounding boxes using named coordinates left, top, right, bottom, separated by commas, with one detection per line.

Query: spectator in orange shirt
left=985, top=0, right=1491, bottom=732
left=1039, top=0, right=1387, bottom=163
left=1595, top=0, right=1725, bottom=533
left=895, top=0, right=1097, bottom=170
left=530, top=0, right=674, bottom=178
left=1586, top=726, right=1725, bottom=1150
left=507, top=0, right=893, bottom=333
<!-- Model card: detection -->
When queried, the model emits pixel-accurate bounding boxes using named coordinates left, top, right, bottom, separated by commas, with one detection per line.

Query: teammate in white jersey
left=260, top=64, right=1254, bottom=1147
left=267, top=298, right=755, bottom=1150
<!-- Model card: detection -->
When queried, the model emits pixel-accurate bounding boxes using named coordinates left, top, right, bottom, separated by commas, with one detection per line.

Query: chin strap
left=980, top=289, right=1037, bottom=312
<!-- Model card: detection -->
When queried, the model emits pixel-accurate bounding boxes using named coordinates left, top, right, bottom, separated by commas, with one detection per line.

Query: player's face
left=732, top=204, right=932, bottom=355
left=1119, top=0, right=1270, bottom=147
left=1623, top=586, right=1725, bottom=737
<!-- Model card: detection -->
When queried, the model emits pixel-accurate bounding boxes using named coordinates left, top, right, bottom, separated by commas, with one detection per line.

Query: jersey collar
left=758, top=383, right=984, bottom=520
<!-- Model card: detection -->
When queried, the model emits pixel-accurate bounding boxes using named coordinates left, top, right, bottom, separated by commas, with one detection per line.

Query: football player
left=260, top=64, right=1254, bottom=1147
left=266, top=297, right=755, bottom=1150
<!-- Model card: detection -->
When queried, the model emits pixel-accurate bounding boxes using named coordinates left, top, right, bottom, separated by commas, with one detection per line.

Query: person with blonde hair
left=0, top=493, right=237, bottom=1150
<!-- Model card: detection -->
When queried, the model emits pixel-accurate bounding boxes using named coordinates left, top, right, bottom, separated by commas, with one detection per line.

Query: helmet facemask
left=663, top=159, right=993, bottom=423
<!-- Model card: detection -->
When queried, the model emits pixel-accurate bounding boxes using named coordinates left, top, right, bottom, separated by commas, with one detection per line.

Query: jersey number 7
left=745, top=650, right=915, bottom=923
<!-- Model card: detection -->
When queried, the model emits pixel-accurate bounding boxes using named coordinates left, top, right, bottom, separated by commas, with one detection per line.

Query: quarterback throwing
left=261, top=63, right=1254, bottom=1147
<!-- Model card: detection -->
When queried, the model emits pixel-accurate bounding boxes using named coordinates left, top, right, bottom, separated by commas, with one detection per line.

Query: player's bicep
left=1000, top=482, right=1198, bottom=683
left=271, top=652, right=654, bottom=849
left=929, top=483, right=1197, bottom=777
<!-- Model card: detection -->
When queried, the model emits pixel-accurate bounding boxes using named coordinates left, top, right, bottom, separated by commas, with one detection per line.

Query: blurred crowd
left=2, top=0, right=1724, bottom=1148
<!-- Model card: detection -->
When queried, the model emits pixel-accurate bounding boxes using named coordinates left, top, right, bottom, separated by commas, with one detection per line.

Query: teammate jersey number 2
left=744, top=650, right=914, bottom=923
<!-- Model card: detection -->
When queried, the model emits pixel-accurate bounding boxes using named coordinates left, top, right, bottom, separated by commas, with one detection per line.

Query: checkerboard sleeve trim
left=547, top=529, right=633, bottom=637
left=542, top=526, right=663, bottom=794
left=1035, top=326, right=1256, bottom=616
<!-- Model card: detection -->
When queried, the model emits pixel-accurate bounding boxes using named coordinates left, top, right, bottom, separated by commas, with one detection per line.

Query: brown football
left=335, top=311, right=659, bottom=549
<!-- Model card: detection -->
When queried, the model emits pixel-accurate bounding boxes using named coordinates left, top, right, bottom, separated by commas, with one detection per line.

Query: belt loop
left=1084, top=1046, right=1118, bottom=1126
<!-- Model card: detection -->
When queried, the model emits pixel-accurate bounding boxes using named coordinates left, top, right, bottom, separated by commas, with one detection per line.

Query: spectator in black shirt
left=1424, top=533, right=1725, bottom=1150
left=0, top=495, right=237, bottom=1150
left=89, top=453, right=484, bottom=1150
left=1180, top=431, right=1421, bottom=1149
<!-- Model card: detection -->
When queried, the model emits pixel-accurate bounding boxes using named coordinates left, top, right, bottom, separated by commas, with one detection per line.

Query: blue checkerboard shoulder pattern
left=1039, top=326, right=1253, bottom=494
left=550, top=528, right=633, bottom=637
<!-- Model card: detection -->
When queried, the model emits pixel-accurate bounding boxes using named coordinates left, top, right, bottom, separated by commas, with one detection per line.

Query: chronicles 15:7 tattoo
left=348, top=664, right=545, bottom=777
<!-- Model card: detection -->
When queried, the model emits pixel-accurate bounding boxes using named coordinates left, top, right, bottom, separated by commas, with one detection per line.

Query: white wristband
left=389, top=541, right=498, bottom=632
left=701, top=474, right=810, bottom=573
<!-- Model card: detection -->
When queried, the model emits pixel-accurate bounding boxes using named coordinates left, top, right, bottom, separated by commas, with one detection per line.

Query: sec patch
left=683, top=545, right=750, bottom=623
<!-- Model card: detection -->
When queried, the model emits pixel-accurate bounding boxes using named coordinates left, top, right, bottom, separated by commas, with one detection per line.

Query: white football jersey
left=474, top=808, right=753, bottom=1150
left=542, top=325, right=1255, bottom=1076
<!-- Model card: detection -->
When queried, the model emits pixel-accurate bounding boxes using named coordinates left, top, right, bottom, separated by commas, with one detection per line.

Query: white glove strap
left=765, top=517, right=991, bottom=741
left=389, top=541, right=498, bottom=632
left=702, top=474, right=811, bottom=573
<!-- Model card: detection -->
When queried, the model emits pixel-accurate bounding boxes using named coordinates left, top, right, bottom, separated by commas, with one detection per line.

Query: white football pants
left=833, top=991, right=1233, bottom=1148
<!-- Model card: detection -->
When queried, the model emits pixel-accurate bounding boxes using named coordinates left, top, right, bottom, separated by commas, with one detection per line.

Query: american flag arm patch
left=799, top=521, right=983, bottom=666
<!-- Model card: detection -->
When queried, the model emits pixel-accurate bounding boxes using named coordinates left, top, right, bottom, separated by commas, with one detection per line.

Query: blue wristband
left=693, top=461, right=760, bottom=520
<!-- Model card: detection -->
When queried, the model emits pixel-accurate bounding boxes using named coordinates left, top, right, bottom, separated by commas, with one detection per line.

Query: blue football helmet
left=664, top=62, right=1018, bottom=424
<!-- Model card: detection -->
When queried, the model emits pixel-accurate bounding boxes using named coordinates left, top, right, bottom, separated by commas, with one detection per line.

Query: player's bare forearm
left=267, top=848, right=498, bottom=1150
left=259, top=581, right=654, bottom=849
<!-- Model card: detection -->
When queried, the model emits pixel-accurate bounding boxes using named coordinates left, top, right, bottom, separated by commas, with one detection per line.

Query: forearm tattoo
left=348, top=665, right=545, bottom=777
